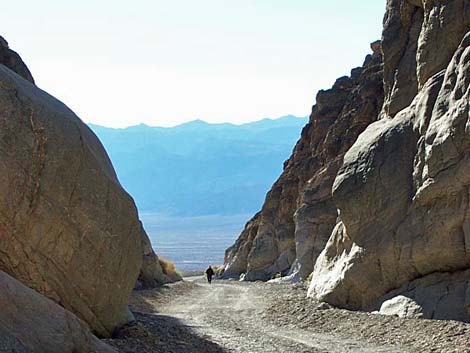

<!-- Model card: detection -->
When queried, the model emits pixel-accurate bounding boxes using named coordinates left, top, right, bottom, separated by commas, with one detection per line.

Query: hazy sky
left=2, top=1, right=385, bottom=127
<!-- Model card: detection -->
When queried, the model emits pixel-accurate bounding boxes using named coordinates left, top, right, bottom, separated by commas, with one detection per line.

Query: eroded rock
left=224, top=43, right=384, bottom=281
left=309, top=14, right=470, bottom=320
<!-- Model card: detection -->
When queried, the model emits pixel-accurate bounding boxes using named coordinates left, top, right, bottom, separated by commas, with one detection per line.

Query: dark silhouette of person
left=205, top=266, right=215, bottom=284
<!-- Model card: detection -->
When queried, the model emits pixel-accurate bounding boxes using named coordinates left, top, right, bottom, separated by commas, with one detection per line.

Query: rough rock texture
left=309, top=0, right=470, bottom=322
left=0, top=40, right=151, bottom=337
left=224, top=43, right=384, bottom=280
left=382, top=0, right=470, bottom=117
left=0, top=271, right=116, bottom=353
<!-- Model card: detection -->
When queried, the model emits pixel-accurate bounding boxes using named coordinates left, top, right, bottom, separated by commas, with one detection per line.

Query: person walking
left=205, top=265, right=215, bottom=284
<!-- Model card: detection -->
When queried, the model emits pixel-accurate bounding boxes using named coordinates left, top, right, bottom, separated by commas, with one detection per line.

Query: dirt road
left=106, top=279, right=469, bottom=353
left=155, top=277, right=407, bottom=353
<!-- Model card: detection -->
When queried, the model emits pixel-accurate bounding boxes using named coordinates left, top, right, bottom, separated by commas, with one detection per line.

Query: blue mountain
left=89, top=115, right=307, bottom=216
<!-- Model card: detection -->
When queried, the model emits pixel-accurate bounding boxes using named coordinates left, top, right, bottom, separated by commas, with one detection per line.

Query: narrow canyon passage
left=123, top=278, right=409, bottom=353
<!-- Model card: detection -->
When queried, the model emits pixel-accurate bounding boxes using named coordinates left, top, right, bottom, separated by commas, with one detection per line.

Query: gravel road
left=105, top=277, right=470, bottom=353
left=157, top=277, right=406, bottom=353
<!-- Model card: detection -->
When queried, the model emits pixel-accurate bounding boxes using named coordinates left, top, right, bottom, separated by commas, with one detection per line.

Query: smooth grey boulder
left=0, top=271, right=116, bottom=353
left=376, top=270, right=470, bottom=321
left=378, top=296, right=423, bottom=319
left=0, top=58, right=142, bottom=336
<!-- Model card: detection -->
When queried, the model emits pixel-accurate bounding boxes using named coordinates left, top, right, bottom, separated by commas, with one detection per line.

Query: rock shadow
left=104, top=311, right=227, bottom=353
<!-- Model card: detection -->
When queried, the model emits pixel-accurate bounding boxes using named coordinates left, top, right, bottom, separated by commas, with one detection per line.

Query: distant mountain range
left=89, top=115, right=307, bottom=216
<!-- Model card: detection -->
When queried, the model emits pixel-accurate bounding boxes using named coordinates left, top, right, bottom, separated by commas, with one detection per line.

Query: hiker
left=205, top=265, right=215, bottom=284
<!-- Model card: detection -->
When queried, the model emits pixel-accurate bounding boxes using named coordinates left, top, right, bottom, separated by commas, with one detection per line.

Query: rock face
left=226, top=0, right=470, bottom=322
left=224, top=43, right=384, bottom=280
left=0, top=38, right=172, bottom=337
left=0, top=271, right=116, bottom=353
left=308, top=0, right=470, bottom=322
left=0, top=36, right=34, bottom=84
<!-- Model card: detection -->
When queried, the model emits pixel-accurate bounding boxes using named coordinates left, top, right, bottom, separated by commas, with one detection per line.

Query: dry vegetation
left=158, top=257, right=181, bottom=279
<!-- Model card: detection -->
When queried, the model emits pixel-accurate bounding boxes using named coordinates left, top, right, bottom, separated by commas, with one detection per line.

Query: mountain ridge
left=89, top=115, right=308, bottom=216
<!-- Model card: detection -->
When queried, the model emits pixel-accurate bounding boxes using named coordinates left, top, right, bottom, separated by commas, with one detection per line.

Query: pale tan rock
left=378, top=295, right=423, bottom=319
left=382, top=0, right=470, bottom=118
left=0, top=271, right=116, bottom=353
left=309, top=29, right=470, bottom=321
left=0, top=57, right=142, bottom=336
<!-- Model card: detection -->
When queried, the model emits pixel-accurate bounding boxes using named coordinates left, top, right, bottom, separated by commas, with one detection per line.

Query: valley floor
left=105, top=278, right=469, bottom=353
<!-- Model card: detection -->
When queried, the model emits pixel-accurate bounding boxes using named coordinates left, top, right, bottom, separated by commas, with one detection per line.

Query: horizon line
left=86, top=114, right=309, bottom=130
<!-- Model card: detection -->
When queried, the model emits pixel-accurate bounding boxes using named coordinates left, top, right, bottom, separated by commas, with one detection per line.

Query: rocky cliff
left=309, top=0, right=470, bottom=321
left=0, top=36, right=176, bottom=350
left=226, top=0, right=470, bottom=322
left=224, top=42, right=384, bottom=281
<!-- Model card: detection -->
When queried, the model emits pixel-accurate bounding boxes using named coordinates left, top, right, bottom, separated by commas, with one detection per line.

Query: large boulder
left=377, top=270, right=470, bottom=321
left=224, top=43, right=384, bottom=280
left=0, top=42, right=144, bottom=336
left=0, top=271, right=116, bottom=353
left=308, top=1, right=470, bottom=321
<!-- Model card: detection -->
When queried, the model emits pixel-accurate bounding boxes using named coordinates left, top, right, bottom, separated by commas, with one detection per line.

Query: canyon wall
left=0, top=36, right=176, bottom=350
left=309, top=0, right=470, bottom=321
left=224, top=42, right=384, bottom=281
left=226, top=0, right=470, bottom=322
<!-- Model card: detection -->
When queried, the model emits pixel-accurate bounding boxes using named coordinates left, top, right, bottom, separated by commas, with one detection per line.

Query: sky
left=1, top=1, right=385, bottom=128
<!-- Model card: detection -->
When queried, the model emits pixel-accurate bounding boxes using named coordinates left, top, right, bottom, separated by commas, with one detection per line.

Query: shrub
left=158, top=257, right=180, bottom=278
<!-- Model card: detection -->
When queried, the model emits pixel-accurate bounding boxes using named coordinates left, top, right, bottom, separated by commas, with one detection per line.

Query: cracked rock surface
left=309, top=0, right=470, bottom=320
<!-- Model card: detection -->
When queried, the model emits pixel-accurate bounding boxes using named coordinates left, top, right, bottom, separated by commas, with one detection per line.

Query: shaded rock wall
left=0, top=271, right=116, bottom=353
left=0, top=37, right=176, bottom=338
left=224, top=43, right=384, bottom=280
left=0, top=36, right=34, bottom=84
left=308, top=0, right=470, bottom=321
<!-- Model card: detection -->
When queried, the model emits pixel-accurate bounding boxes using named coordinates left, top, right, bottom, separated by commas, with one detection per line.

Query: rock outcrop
left=308, top=0, right=470, bottom=322
left=0, top=271, right=116, bottom=353
left=0, top=36, right=34, bottom=84
left=0, top=37, right=174, bottom=338
left=226, top=0, right=470, bottom=323
left=224, top=43, right=384, bottom=280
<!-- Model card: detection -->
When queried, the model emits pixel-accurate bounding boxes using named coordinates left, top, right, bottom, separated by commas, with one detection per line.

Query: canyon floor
left=105, top=278, right=470, bottom=353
